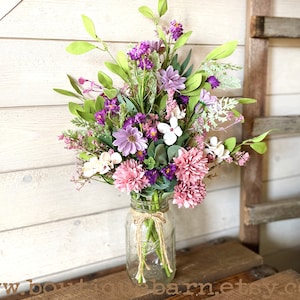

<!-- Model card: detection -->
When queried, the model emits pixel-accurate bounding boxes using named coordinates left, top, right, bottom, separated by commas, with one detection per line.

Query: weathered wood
left=6, top=240, right=263, bottom=300
left=244, top=198, right=300, bottom=225
left=251, top=16, right=300, bottom=38
left=252, top=115, right=300, bottom=136
left=208, top=269, right=300, bottom=299
left=240, top=0, right=271, bottom=252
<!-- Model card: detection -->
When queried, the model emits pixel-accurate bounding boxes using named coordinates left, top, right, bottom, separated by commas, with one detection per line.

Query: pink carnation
left=173, top=148, right=209, bottom=184
left=173, top=180, right=207, bottom=208
left=112, top=159, right=149, bottom=194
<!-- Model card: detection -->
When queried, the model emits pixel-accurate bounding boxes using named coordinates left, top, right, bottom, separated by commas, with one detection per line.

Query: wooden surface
left=251, top=16, right=300, bottom=38
left=240, top=0, right=271, bottom=252
left=244, top=198, right=300, bottom=225
left=3, top=240, right=264, bottom=300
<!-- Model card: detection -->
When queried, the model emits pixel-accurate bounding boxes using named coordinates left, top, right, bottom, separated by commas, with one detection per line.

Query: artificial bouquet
left=56, top=0, right=269, bottom=284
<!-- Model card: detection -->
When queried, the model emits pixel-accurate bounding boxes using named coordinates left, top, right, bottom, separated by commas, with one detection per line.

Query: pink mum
left=173, top=180, right=207, bottom=208
left=112, top=159, right=149, bottom=194
left=173, top=147, right=209, bottom=184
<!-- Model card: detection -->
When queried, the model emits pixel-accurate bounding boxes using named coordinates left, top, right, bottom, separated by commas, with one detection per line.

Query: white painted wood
left=0, top=187, right=240, bottom=283
left=0, top=0, right=22, bottom=21
left=0, top=40, right=244, bottom=107
left=0, top=0, right=246, bottom=44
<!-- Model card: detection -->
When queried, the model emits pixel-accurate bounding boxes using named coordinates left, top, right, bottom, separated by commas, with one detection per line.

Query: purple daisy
left=169, top=20, right=184, bottom=41
left=159, top=66, right=186, bottom=92
left=112, top=125, right=147, bottom=156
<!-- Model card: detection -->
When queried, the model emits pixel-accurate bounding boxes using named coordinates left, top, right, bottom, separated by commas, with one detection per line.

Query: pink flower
left=112, top=159, right=149, bottom=194
left=173, top=180, right=207, bottom=208
left=173, top=148, right=208, bottom=184
left=234, top=151, right=250, bottom=166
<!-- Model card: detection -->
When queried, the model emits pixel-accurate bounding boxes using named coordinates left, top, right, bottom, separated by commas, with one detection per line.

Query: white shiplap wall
left=0, top=0, right=299, bottom=290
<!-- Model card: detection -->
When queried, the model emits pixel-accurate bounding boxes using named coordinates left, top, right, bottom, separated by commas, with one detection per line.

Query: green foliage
left=66, top=41, right=97, bottom=55
left=205, top=40, right=238, bottom=61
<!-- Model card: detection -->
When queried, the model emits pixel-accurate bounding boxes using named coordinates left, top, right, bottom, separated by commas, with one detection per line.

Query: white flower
left=82, top=152, right=122, bottom=177
left=157, top=116, right=182, bottom=145
left=204, top=136, right=230, bottom=163
left=171, top=105, right=186, bottom=119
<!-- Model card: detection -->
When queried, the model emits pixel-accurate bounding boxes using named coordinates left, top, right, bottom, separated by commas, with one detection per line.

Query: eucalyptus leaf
left=154, top=144, right=167, bottom=165
left=98, top=71, right=113, bottom=89
left=147, top=141, right=156, bottom=157
left=167, top=145, right=181, bottom=161
left=250, top=142, right=267, bottom=154
left=81, top=15, right=97, bottom=39
left=205, top=40, right=238, bottom=61
left=66, top=41, right=97, bottom=55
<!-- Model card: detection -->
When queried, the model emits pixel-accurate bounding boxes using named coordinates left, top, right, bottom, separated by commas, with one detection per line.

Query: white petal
left=157, top=122, right=170, bottom=134
left=99, top=152, right=111, bottom=162
left=163, top=132, right=177, bottom=146
left=169, top=116, right=178, bottom=128
left=174, top=126, right=183, bottom=137
left=210, top=136, right=218, bottom=147
left=111, top=152, right=122, bottom=164
left=214, top=144, right=225, bottom=157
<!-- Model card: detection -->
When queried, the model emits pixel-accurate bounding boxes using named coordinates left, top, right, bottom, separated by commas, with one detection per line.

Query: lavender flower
left=169, top=20, right=184, bottom=41
left=112, top=125, right=147, bottom=156
left=159, top=66, right=186, bottom=92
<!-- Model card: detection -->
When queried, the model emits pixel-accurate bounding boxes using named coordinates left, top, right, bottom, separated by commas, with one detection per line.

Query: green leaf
left=77, top=110, right=95, bottom=122
left=98, top=135, right=113, bottom=148
left=167, top=145, right=181, bottom=161
left=239, top=98, right=257, bottom=104
left=98, top=71, right=113, bottom=89
left=53, top=88, right=81, bottom=99
left=224, top=137, right=236, bottom=152
left=81, top=15, right=97, bottom=39
left=144, top=157, right=156, bottom=169
left=251, top=130, right=272, bottom=143
left=154, top=144, right=168, bottom=165
left=67, top=75, right=82, bottom=95
left=205, top=40, right=238, bottom=61
left=83, top=100, right=96, bottom=113
left=158, top=0, right=168, bottom=17
left=138, top=6, right=155, bottom=20
left=117, top=51, right=129, bottom=73
left=104, top=88, right=118, bottom=99
left=79, top=152, right=93, bottom=161
left=66, top=41, right=97, bottom=55
left=173, top=31, right=192, bottom=51
left=250, top=142, right=267, bottom=154
left=117, top=94, right=138, bottom=113
left=147, top=141, right=156, bottom=157
left=68, top=102, right=84, bottom=116
left=105, top=62, right=129, bottom=82
left=184, top=72, right=203, bottom=91
left=95, top=96, right=105, bottom=111
left=180, top=49, right=192, bottom=75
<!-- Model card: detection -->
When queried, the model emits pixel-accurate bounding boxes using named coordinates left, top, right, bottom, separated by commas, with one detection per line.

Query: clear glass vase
left=125, top=192, right=176, bottom=286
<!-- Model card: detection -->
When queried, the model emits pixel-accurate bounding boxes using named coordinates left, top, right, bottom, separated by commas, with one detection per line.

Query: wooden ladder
left=240, top=0, right=300, bottom=251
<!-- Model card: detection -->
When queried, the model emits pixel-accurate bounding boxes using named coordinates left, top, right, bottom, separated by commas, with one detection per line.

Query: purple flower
left=159, top=66, right=186, bottom=92
left=145, top=169, right=159, bottom=185
left=104, top=98, right=120, bottom=114
left=138, top=57, right=154, bottom=70
left=169, top=20, right=184, bottom=41
left=128, top=41, right=150, bottom=61
left=94, top=110, right=106, bottom=125
left=112, top=125, right=148, bottom=156
left=136, top=150, right=147, bottom=161
left=200, top=89, right=218, bottom=106
left=134, top=113, right=147, bottom=124
left=178, top=95, right=189, bottom=105
left=161, top=163, right=177, bottom=180
left=146, top=127, right=158, bottom=141
left=206, top=76, right=220, bottom=89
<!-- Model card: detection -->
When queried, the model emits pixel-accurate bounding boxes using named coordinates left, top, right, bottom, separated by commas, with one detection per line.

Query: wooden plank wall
left=0, top=0, right=299, bottom=288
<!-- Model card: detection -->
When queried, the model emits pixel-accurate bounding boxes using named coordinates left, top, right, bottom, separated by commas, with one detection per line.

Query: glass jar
left=125, top=192, right=176, bottom=286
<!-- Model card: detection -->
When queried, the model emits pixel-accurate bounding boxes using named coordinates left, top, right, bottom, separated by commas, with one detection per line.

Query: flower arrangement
left=55, top=0, right=269, bottom=284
